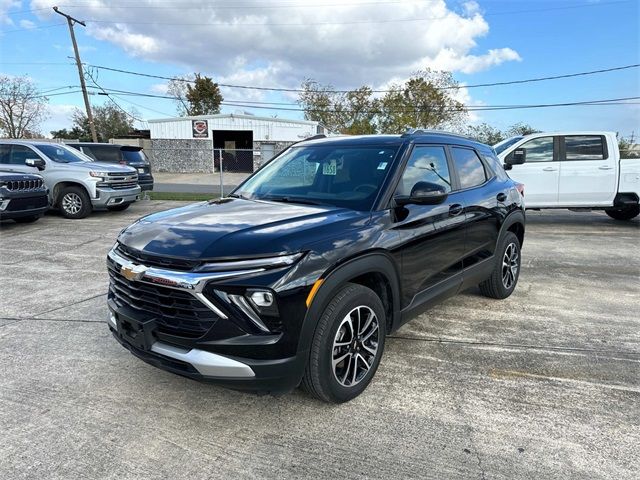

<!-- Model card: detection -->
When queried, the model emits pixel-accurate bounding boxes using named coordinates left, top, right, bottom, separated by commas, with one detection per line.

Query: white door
left=558, top=135, right=616, bottom=206
left=261, top=143, right=275, bottom=163
left=506, top=136, right=559, bottom=207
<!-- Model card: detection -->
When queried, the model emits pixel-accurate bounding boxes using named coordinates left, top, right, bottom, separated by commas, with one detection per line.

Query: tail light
left=515, top=183, right=525, bottom=197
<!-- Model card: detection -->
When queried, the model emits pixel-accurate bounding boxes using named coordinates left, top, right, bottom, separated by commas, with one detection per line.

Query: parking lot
left=0, top=201, right=638, bottom=479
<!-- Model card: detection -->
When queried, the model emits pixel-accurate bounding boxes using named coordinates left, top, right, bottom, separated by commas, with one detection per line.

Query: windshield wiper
left=262, top=195, right=328, bottom=206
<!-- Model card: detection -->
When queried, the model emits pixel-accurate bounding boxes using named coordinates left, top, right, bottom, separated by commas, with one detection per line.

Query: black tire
left=107, top=203, right=131, bottom=212
left=605, top=206, right=639, bottom=221
left=302, top=282, right=386, bottom=403
left=58, top=186, right=92, bottom=219
left=13, top=215, right=41, bottom=223
left=479, top=231, right=521, bottom=299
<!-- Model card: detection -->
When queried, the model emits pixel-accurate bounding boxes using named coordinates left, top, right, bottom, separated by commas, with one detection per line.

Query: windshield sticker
left=323, top=159, right=337, bottom=176
left=377, top=162, right=388, bottom=170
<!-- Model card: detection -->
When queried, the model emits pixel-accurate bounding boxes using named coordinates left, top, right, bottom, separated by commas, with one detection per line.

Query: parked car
left=0, top=141, right=141, bottom=219
left=106, top=130, right=525, bottom=403
left=496, top=131, right=640, bottom=220
left=66, top=143, right=154, bottom=191
left=0, top=170, right=49, bottom=223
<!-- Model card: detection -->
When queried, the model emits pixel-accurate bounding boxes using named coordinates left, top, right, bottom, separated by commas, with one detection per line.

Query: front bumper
left=105, top=246, right=308, bottom=393
left=93, top=185, right=141, bottom=208
left=0, top=191, right=49, bottom=219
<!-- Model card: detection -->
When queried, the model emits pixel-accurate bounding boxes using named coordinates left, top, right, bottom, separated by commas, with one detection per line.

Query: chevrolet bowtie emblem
left=120, top=264, right=147, bottom=281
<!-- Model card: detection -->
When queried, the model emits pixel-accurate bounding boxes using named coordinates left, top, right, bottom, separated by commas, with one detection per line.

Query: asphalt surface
left=0, top=202, right=638, bottom=479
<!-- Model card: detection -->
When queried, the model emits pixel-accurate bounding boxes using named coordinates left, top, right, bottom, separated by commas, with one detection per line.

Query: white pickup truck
left=496, top=131, right=640, bottom=220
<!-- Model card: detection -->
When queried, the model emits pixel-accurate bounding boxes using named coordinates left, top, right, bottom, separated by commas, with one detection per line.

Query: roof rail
left=298, top=134, right=327, bottom=142
left=401, top=128, right=470, bottom=139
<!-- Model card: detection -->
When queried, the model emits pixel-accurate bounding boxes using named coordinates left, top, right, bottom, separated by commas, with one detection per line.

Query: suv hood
left=118, top=198, right=369, bottom=260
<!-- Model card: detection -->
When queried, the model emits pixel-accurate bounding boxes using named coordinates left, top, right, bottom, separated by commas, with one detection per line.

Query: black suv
left=0, top=170, right=49, bottom=223
left=67, top=143, right=154, bottom=191
left=107, top=131, right=525, bottom=403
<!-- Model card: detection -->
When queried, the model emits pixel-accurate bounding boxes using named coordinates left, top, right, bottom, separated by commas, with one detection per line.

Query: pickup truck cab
left=0, top=141, right=141, bottom=219
left=66, top=143, right=154, bottom=192
left=497, top=131, right=640, bottom=220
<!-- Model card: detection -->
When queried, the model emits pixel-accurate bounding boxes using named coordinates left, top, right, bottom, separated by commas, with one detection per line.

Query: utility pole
left=53, top=6, right=98, bottom=142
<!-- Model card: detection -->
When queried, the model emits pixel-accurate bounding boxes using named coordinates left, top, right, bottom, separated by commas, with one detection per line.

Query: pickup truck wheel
left=479, top=231, right=521, bottom=299
left=58, top=186, right=92, bottom=219
left=107, top=203, right=131, bottom=212
left=302, top=283, right=386, bottom=403
left=605, top=206, right=639, bottom=221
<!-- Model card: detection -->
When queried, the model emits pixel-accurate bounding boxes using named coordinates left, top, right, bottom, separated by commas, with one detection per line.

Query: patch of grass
left=147, top=191, right=219, bottom=202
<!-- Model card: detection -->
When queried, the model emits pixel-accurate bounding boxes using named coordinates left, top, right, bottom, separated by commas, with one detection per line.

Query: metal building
left=147, top=113, right=326, bottom=173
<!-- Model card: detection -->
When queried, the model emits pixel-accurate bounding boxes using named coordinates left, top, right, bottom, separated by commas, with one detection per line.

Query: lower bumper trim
left=150, top=341, right=256, bottom=378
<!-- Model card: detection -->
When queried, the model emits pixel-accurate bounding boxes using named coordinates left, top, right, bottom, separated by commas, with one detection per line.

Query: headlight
left=89, top=171, right=110, bottom=179
left=194, top=252, right=304, bottom=273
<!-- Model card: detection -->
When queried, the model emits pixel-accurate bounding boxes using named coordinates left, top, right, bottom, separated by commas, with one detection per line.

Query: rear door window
left=451, top=147, right=487, bottom=189
left=564, top=136, right=606, bottom=160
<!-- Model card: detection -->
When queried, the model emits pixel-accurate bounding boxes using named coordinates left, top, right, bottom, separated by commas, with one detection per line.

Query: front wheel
left=58, top=186, right=92, bottom=219
left=302, top=283, right=386, bottom=403
left=605, top=206, right=639, bottom=221
left=479, top=231, right=521, bottom=299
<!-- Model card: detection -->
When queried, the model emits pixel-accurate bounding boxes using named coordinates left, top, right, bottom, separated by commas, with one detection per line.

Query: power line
left=86, top=63, right=640, bottom=94
left=84, top=68, right=144, bottom=123
left=0, top=22, right=67, bottom=34
left=58, top=86, right=640, bottom=112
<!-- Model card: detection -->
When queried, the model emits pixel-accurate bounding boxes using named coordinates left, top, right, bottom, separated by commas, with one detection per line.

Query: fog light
left=249, top=290, right=274, bottom=307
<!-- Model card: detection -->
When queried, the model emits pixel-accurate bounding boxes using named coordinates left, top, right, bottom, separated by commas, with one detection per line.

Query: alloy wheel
left=62, top=192, right=82, bottom=215
left=502, top=242, right=519, bottom=289
left=332, top=305, right=380, bottom=387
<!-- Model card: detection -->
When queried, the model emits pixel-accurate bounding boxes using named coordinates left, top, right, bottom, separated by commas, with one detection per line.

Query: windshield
left=36, top=144, right=91, bottom=163
left=493, top=136, right=524, bottom=155
left=233, top=145, right=399, bottom=211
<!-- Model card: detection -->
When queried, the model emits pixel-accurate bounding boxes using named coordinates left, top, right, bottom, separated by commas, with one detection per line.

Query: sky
left=1, top=0, right=639, bottom=139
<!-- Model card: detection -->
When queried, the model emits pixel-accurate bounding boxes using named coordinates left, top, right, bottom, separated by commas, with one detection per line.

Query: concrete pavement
left=0, top=204, right=638, bottom=479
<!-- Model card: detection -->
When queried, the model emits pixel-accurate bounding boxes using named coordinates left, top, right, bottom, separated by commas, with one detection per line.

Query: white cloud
left=1, top=0, right=20, bottom=26
left=41, top=104, right=78, bottom=137
left=19, top=19, right=36, bottom=29
left=30, top=0, right=520, bottom=90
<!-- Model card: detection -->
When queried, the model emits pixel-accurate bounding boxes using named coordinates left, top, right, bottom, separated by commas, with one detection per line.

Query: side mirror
left=25, top=158, right=46, bottom=170
left=506, top=148, right=526, bottom=166
left=396, top=181, right=449, bottom=206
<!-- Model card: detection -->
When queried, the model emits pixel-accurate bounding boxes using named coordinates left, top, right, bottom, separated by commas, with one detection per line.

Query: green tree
left=298, top=81, right=378, bottom=134
left=505, top=122, right=540, bottom=137
left=70, top=104, right=136, bottom=142
left=298, top=69, right=466, bottom=135
left=168, top=74, right=223, bottom=116
left=463, top=123, right=505, bottom=145
left=50, top=127, right=86, bottom=140
left=377, top=69, right=467, bottom=134
left=0, top=75, right=49, bottom=138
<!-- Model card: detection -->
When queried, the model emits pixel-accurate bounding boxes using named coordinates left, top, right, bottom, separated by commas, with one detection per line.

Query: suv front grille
left=107, top=256, right=218, bottom=338
left=115, top=242, right=199, bottom=271
left=4, top=179, right=44, bottom=191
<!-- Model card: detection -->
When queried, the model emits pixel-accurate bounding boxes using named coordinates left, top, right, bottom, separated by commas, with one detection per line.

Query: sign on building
left=192, top=120, right=209, bottom=138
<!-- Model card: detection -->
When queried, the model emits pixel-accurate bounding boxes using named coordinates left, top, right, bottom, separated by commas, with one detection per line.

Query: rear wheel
left=605, top=205, right=639, bottom=221
left=107, top=203, right=131, bottom=212
left=58, top=186, right=92, bottom=219
left=479, top=231, right=521, bottom=299
left=302, top=283, right=386, bottom=403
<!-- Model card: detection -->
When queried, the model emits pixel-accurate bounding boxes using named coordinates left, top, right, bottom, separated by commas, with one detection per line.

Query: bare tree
left=0, top=75, right=49, bottom=138
left=167, top=74, right=195, bottom=116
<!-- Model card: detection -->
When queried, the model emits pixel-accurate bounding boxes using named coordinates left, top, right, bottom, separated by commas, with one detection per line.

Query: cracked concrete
left=0, top=204, right=638, bottom=479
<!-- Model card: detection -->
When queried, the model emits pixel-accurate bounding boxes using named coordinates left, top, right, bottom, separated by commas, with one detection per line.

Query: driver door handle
left=449, top=204, right=463, bottom=217
left=598, top=166, right=613, bottom=170
left=542, top=166, right=557, bottom=172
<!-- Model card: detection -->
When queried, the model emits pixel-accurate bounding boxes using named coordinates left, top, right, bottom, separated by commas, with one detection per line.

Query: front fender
left=296, top=251, right=401, bottom=356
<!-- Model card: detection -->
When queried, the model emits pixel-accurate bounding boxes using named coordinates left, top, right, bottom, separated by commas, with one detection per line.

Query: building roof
left=147, top=113, right=319, bottom=126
